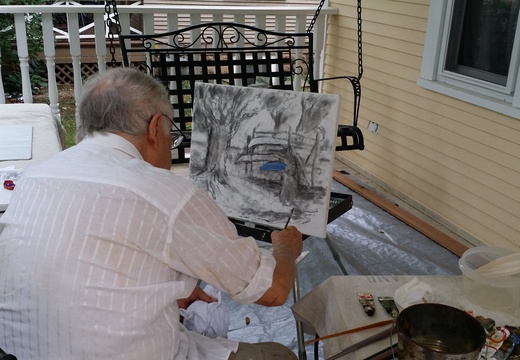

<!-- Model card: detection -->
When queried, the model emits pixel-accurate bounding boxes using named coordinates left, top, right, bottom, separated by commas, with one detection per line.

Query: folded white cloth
left=180, top=285, right=230, bottom=339
left=394, top=277, right=434, bottom=309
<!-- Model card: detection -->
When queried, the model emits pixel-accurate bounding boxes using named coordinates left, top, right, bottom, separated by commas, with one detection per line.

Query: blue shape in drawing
left=259, top=161, right=287, bottom=171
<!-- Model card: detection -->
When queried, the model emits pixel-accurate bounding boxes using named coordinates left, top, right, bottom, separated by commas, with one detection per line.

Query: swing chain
left=307, top=0, right=326, bottom=34
left=356, top=0, right=363, bottom=80
left=105, top=0, right=121, bottom=66
left=307, top=0, right=363, bottom=80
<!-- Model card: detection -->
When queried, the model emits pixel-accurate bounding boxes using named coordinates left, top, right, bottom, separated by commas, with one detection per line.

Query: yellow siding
left=326, top=0, right=520, bottom=251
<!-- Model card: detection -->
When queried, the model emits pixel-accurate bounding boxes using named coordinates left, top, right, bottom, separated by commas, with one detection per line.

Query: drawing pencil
left=284, top=208, right=294, bottom=229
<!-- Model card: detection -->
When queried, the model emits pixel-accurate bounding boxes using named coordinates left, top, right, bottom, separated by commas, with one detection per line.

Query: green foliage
left=0, top=0, right=48, bottom=95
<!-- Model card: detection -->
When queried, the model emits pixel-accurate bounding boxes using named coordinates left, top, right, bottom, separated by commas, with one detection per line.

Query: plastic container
left=459, top=246, right=520, bottom=309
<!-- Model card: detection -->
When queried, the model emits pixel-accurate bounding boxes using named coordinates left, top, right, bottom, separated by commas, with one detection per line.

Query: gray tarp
left=223, top=177, right=461, bottom=359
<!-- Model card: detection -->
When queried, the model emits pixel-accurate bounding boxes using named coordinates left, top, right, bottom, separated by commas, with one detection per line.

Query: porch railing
left=0, top=4, right=338, bottom=124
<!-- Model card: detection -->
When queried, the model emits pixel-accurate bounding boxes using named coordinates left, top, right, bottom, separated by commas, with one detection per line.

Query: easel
left=232, top=191, right=352, bottom=360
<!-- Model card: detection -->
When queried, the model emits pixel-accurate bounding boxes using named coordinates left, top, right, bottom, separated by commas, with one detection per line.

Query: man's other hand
left=177, top=286, right=218, bottom=310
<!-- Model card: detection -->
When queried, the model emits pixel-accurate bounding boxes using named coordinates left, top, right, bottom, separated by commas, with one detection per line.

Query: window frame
left=418, top=0, right=520, bottom=119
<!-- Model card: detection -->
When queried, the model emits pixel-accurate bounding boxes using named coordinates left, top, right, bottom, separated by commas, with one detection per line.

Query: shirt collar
left=79, top=132, right=144, bottom=161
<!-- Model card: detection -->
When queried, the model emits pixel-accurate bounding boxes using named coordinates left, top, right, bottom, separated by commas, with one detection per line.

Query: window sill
left=417, top=78, right=520, bottom=121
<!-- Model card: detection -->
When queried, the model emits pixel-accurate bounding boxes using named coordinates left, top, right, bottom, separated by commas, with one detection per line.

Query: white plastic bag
left=179, top=285, right=230, bottom=339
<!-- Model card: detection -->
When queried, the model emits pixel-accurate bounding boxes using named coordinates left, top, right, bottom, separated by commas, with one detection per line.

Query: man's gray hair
left=76, top=67, right=171, bottom=142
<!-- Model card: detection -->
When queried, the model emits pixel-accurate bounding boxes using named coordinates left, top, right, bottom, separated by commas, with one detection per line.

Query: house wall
left=325, top=0, right=520, bottom=251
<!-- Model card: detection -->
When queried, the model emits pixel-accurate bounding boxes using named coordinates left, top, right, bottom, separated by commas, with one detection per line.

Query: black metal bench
left=119, top=22, right=364, bottom=164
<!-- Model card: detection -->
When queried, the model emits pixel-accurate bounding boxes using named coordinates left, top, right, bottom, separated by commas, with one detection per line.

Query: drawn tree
left=191, top=84, right=263, bottom=195
left=297, top=94, right=336, bottom=186
left=297, top=93, right=336, bottom=133
left=263, top=91, right=295, bottom=130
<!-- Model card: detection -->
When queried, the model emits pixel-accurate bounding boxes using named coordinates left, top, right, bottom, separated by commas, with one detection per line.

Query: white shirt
left=0, top=133, right=276, bottom=360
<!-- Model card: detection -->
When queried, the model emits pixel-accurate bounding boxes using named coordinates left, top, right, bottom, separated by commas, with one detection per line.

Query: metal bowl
left=396, top=303, right=486, bottom=360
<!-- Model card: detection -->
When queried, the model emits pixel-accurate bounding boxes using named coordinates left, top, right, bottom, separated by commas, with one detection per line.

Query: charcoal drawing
left=189, top=82, right=340, bottom=238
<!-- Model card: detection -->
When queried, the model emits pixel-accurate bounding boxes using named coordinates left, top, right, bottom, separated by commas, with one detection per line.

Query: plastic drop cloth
left=222, top=177, right=461, bottom=359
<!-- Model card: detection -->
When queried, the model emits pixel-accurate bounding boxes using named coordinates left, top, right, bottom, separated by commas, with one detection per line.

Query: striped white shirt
left=0, top=133, right=276, bottom=360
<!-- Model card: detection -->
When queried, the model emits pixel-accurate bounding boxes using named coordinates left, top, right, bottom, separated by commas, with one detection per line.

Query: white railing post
left=142, top=13, right=155, bottom=75
left=255, top=15, right=266, bottom=33
left=275, top=14, right=287, bottom=33
left=0, top=46, right=4, bottom=104
left=93, top=13, right=107, bottom=73
left=313, top=8, right=327, bottom=87
left=66, top=12, right=83, bottom=128
left=167, top=13, right=179, bottom=111
left=272, top=15, right=288, bottom=88
left=294, top=14, right=307, bottom=91
left=119, top=12, right=131, bottom=49
left=190, top=12, right=202, bottom=41
left=232, top=15, right=245, bottom=87
left=14, top=13, right=32, bottom=103
left=234, top=13, right=245, bottom=24
left=42, top=13, right=60, bottom=121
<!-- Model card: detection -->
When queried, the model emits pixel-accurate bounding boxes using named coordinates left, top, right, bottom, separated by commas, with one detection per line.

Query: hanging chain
left=307, top=0, right=363, bottom=79
left=356, top=0, right=363, bottom=80
left=307, top=0, right=326, bottom=33
left=105, top=0, right=122, bottom=66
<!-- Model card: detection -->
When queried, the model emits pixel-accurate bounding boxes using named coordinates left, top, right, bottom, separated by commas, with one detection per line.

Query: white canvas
left=189, top=82, right=340, bottom=238
left=0, top=125, right=33, bottom=161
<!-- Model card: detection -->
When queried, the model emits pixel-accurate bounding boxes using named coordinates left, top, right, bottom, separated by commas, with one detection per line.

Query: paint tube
left=357, top=292, right=375, bottom=316
left=480, top=327, right=510, bottom=359
left=490, top=326, right=519, bottom=360
left=377, top=296, right=399, bottom=318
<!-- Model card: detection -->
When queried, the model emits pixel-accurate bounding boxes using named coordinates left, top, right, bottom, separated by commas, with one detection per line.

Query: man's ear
left=146, top=112, right=162, bottom=147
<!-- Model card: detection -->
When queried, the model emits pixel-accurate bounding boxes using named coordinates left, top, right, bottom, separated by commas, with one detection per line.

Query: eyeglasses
left=162, top=113, right=186, bottom=150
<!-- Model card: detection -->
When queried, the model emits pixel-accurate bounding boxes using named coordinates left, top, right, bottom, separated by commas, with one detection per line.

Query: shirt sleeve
left=165, top=187, right=276, bottom=305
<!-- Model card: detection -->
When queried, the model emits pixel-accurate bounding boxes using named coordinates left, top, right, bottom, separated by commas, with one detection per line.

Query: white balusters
left=42, top=13, right=60, bottom=121
left=293, top=14, right=307, bottom=91
left=14, top=14, right=32, bottom=103
left=142, top=13, right=154, bottom=76
left=0, top=3, right=336, bottom=118
left=0, top=46, right=4, bottom=104
left=93, top=13, right=107, bottom=73
left=255, top=15, right=266, bottom=35
left=313, top=13, right=326, bottom=84
left=66, top=12, right=82, bottom=128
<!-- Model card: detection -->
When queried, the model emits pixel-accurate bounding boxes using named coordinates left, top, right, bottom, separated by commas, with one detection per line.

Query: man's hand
left=271, top=225, right=303, bottom=261
left=177, top=286, right=218, bottom=310
left=255, top=225, right=303, bottom=307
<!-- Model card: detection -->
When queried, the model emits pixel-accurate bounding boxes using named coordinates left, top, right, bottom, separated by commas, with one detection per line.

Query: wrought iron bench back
left=120, top=22, right=363, bottom=163
left=120, top=22, right=315, bottom=163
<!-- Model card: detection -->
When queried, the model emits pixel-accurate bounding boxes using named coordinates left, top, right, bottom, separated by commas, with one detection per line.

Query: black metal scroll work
left=125, top=23, right=312, bottom=90
left=119, top=22, right=314, bottom=164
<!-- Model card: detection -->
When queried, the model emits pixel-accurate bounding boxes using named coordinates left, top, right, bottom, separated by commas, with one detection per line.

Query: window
left=419, top=0, right=520, bottom=119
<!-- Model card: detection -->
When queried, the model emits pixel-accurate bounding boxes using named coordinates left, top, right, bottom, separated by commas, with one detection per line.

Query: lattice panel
left=55, top=63, right=75, bottom=84
left=55, top=62, right=147, bottom=84
left=81, top=63, right=100, bottom=79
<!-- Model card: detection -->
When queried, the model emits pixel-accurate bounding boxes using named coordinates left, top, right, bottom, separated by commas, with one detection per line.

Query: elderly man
left=0, top=67, right=302, bottom=359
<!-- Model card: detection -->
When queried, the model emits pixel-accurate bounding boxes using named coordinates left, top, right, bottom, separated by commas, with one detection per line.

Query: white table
left=1, top=104, right=65, bottom=211
left=291, top=275, right=520, bottom=359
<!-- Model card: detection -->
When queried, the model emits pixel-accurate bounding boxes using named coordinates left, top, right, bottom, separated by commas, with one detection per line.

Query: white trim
left=417, top=78, right=520, bottom=119
left=418, top=0, right=520, bottom=120
left=420, top=1, right=447, bottom=81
